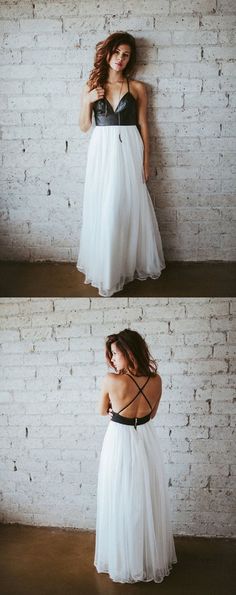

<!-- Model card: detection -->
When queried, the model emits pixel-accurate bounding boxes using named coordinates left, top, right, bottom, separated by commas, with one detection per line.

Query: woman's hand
left=86, top=86, right=105, bottom=105
left=108, top=407, right=113, bottom=420
left=79, top=84, right=105, bottom=132
left=143, top=159, right=150, bottom=182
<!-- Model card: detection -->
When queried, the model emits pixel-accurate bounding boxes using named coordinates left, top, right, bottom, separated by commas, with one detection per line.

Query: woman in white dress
left=77, top=31, right=165, bottom=297
left=94, top=329, right=177, bottom=583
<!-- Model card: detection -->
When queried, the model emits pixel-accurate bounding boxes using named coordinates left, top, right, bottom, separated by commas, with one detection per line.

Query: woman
left=94, top=329, right=177, bottom=583
left=77, top=31, right=165, bottom=297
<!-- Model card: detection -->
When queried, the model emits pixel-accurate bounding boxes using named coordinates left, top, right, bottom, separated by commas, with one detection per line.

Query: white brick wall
left=0, top=297, right=235, bottom=537
left=0, top=1, right=235, bottom=261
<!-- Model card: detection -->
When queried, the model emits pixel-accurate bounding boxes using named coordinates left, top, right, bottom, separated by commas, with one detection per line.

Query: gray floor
left=0, top=525, right=235, bottom=595
left=0, top=261, right=236, bottom=297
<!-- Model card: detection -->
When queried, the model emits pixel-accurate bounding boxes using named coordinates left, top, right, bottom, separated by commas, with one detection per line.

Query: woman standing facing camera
left=94, top=329, right=177, bottom=583
left=77, top=32, right=165, bottom=297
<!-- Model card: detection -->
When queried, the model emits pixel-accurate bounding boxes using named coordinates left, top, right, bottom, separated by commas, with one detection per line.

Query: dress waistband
left=111, top=410, right=151, bottom=429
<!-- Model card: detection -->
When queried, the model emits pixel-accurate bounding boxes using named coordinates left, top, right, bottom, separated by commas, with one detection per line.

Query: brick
left=159, top=46, right=201, bottom=62
left=107, top=16, right=154, bottom=31
left=103, top=307, right=142, bottom=323
left=211, top=317, right=236, bottom=332
left=154, top=16, right=199, bottom=30
left=185, top=302, right=230, bottom=318
left=0, top=302, right=19, bottom=316
left=53, top=298, right=90, bottom=311
left=200, top=16, right=236, bottom=30
left=204, top=46, right=236, bottom=61
left=170, top=1, right=216, bottom=13
left=19, top=19, right=62, bottom=33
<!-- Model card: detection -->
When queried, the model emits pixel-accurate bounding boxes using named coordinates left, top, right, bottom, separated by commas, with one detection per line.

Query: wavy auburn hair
left=105, top=329, right=157, bottom=377
left=87, top=31, right=137, bottom=90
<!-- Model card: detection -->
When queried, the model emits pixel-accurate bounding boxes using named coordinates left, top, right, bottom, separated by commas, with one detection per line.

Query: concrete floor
left=0, top=525, right=235, bottom=595
left=0, top=261, right=236, bottom=297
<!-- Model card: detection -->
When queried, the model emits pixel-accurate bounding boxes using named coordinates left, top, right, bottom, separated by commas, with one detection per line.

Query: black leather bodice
left=93, top=92, right=138, bottom=126
left=111, top=410, right=151, bottom=428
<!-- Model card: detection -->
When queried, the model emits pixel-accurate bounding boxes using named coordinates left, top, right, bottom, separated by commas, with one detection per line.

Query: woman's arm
left=135, top=81, right=150, bottom=182
left=79, top=83, right=105, bottom=132
left=150, top=375, right=162, bottom=419
left=99, top=373, right=112, bottom=416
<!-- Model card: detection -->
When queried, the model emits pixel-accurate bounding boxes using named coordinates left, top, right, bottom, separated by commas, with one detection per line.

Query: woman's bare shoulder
left=103, top=372, right=120, bottom=385
left=153, top=372, right=162, bottom=384
left=130, top=79, right=147, bottom=93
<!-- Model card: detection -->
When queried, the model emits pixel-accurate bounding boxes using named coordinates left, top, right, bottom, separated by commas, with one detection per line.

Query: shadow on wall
left=135, top=37, right=197, bottom=261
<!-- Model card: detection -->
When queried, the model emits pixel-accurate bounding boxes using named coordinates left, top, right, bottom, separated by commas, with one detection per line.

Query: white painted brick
left=173, top=345, right=212, bottom=360
left=188, top=360, right=228, bottom=375
left=185, top=92, right=228, bottom=109
left=170, top=318, right=211, bottom=333
left=170, top=0, right=216, bottom=13
left=131, top=321, right=170, bottom=335
left=69, top=337, right=100, bottom=351
left=0, top=329, right=20, bottom=342
left=8, top=414, right=41, bottom=427
left=159, top=46, right=201, bottom=62
left=184, top=332, right=227, bottom=345
left=23, top=353, right=58, bottom=366
left=19, top=300, right=53, bottom=315
left=2, top=365, right=35, bottom=379
left=58, top=350, right=93, bottom=364
left=91, top=298, right=129, bottom=309
left=213, top=344, right=236, bottom=359
left=0, top=302, right=19, bottom=316
left=230, top=302, right=236, bottom=315
left=172, top=30, right=217, bottom=45
left=53, top=298, right=90, bottom=311
left=217, top=0, right=235, bottom=11
left=0, top=20, right=20, bottom=33
left=211, top=317, right=236, bottom=332
left=0, top=341, right=34, bottom=357
left=19, top=19, right=62, bottom=33
left=103, top=307, right=142, bottom=323
left=175, top=62, right=219, bottom=78
left=54, top=325, right=91, bottom=339
left=155, top=16, right=199, bottom=30
left=219, top=30, right=236, bottom=45
left=143, top=303, right=186, bottom=319
left=186, top=302, right=229, bottom=318
left=200, top=15, right=236, bottom=30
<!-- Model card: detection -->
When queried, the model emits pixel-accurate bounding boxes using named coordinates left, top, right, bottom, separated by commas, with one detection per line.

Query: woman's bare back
left=107, top=372, right=162, bottom=419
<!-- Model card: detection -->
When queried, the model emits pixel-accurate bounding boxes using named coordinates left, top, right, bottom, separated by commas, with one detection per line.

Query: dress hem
left=76, top=263, right=166, bottom=297
left=94, top=559, right=177, bottom=584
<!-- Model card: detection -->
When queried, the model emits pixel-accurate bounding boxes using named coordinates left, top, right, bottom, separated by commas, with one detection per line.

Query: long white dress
left=94, top=379, right=177, bottom=583
left=77, top=84, right=165, bottom=297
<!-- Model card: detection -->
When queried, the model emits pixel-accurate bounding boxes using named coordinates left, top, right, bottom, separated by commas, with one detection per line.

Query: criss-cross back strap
left=118, top=374, right=152, bottom=414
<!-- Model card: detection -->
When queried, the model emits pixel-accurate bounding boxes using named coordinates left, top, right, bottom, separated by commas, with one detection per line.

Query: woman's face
left=110, top=343, right=128, bottom=372
left=107, top=44, right=131, bottom=73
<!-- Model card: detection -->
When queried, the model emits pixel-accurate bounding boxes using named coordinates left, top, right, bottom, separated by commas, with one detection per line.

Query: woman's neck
left=106, top=69, right=126, bottom=84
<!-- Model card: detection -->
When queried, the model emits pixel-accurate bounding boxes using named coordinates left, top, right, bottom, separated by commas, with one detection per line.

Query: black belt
left=111, top=411, right=151, bottom=430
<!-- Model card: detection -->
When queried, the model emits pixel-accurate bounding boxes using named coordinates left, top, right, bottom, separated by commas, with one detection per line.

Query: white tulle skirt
left=77, top=125, right=165, bottom=297
left=94, top=419, right=177, bottom=583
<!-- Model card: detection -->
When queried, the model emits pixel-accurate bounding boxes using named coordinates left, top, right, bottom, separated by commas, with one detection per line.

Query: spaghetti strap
left=118, top=375, right=152, bottom=415
left=127, top=77, right=129, bottom=92
left=127, top=374, right=150, bottom=392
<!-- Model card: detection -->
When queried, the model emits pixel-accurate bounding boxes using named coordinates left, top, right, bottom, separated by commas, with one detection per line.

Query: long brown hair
left=87, top=31, right=137, bottom=90
left=105, top=329, right=157, bottom=377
